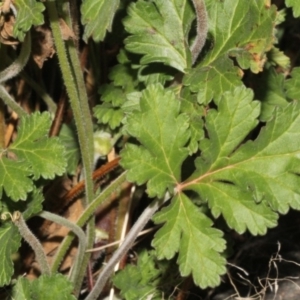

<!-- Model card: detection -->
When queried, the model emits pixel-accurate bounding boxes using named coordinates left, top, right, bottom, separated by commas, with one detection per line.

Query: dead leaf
left=59, top=18, right=76, bottom=41
left=0, top=13, right=19, bottom=45
left=32, top=26, right=55, bottom=68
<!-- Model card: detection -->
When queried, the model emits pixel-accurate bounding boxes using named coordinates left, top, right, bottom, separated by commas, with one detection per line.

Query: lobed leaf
left=184, top=86, right=300, bottom=234
left=13, top=0, right=45, bottom=41
left=12, top=274, right=76, bottom=300
left=11, top=277, right=31, bottom=300
left=81, top=0, right=120, bottom=42
left=285, top=67, right=300, bottom=100
left=120, top=83, right=190, bottom=198
left=285, top=0, right=300, bottom=17
left=0, top=112, right=66, bottom=201
left=22, top=187, right=43, bottom=220
left=94, top=59, right=139, bottom=130
left=254, top=67, right=289, bottom=122
left=152, top=193, right=226, bottom=288
left=184, top=0, right=277, bottom=103
left=0, top=158, right=32, bottom=201
left=180, top=88, right=205, bottom=154
left=0, top=224, right=21, bottom=286
left=10, top=112, right=67, bottom=180
left=268, top=47, right=291, bottom=70
left=0, top=187, right=43, bottom=220
left=113, top=251, right=162, bottom=300
left=123, top=0, right=195, bottom=72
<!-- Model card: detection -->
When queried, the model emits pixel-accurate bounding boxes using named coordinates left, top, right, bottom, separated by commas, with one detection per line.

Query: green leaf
left=0, top=224, right=21, bottom=286
left=11, top=274, right=76, bottom=300
left=113, top=251, right=162, bottom=300
left=31, top=274, right=76, bottom=300
left=180, top=88, right=205, bottom=154
left=120, top=83, right=190, bottom=198
left=254, top=68, right=289, bottom=121
left=267, top=47, right=291, bottom=70
left=22, top=187, right=43, bottom=220
left=10, top=112, right=67, bottom=180
left=94, top=85, right=127, bottom=130
left=185, top=86, right=300, bottom=235
left=152, top=193, right=226, bottom=288
left=285, top=0, right=300, bottom=17
left=81, top=0, right=120, bottom=42
left=123, top=0, right=195, bottom=72
left=184, top=57, right=243, bottom=105
left=137, top=64, right=174, bottom=86
left=94, top=61, right=139, bottom=130
left=108, top=64, right=138, bottom=92
left=11, top=277, right=31, bottom=300
left=1, top=187, right=43, bottom=220
left=0, top=158, right=33, bottom=201
left=285, top=67, right=300, bottom=100
left=13, top=0, right=45, bottom=41
left=0, top=112, right=66, bottom=201
left=184, top=0, right=277, bottom=103
left=94, top=103, right=124, bottom=130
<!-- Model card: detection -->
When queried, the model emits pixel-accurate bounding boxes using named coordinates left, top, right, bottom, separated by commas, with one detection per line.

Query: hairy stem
left=65, top=36, right=96, bottom=297
left=46, top=2, right=96, bottom=293
left=13, top=212, right=51, bottom=275
left=50, top=172, right=128, bottom=273
left=190, top=0, right=208, bottom=64
left=0, top=85, right=27, bottom=117
left=46, top=0, right=94, bottom=207
left=38, top=211, right=87, bottom=284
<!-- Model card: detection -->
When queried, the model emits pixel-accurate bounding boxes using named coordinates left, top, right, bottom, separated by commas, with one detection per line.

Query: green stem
left=51, top=172, right=127, bottom=273
left=46, top=1, right=96, bottom=293
left=64, top=7, right=96, bottom=295
left=45, top=0, right=94, bottom=207
left=73, top=222, right=94, bottom=297
left=14, top=212, right=51, bottom=275
left=0, top=85, right=27, bottom=117
left=65, top=37, right=96, bottom=297
left=66, top=41, right=94, bottom=170
left=38, top=211, right=87, bottom=284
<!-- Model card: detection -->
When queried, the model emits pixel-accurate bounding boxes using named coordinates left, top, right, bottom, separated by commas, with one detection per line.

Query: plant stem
left=50, top=172, right=128, bottom=272
left=66, top=40, right=94, bottom=159
left=65, top=40, right=97, bottom=296
left=45, top=0, right=94, bottom=207
left=190, top=0, right=208, bottom=64
left=0, top=85, right=27, bottom=117
left=38, top=211, right=87, bottom=284
left=46, top=2, right=95, bottom=292
left=85, top=197, right=166, bottom=300
left=13, top=212, right=51, bottom=275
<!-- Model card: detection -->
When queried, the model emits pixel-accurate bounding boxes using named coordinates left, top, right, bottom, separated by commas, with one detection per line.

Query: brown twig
left=62, top=157, right=121, bottom=204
